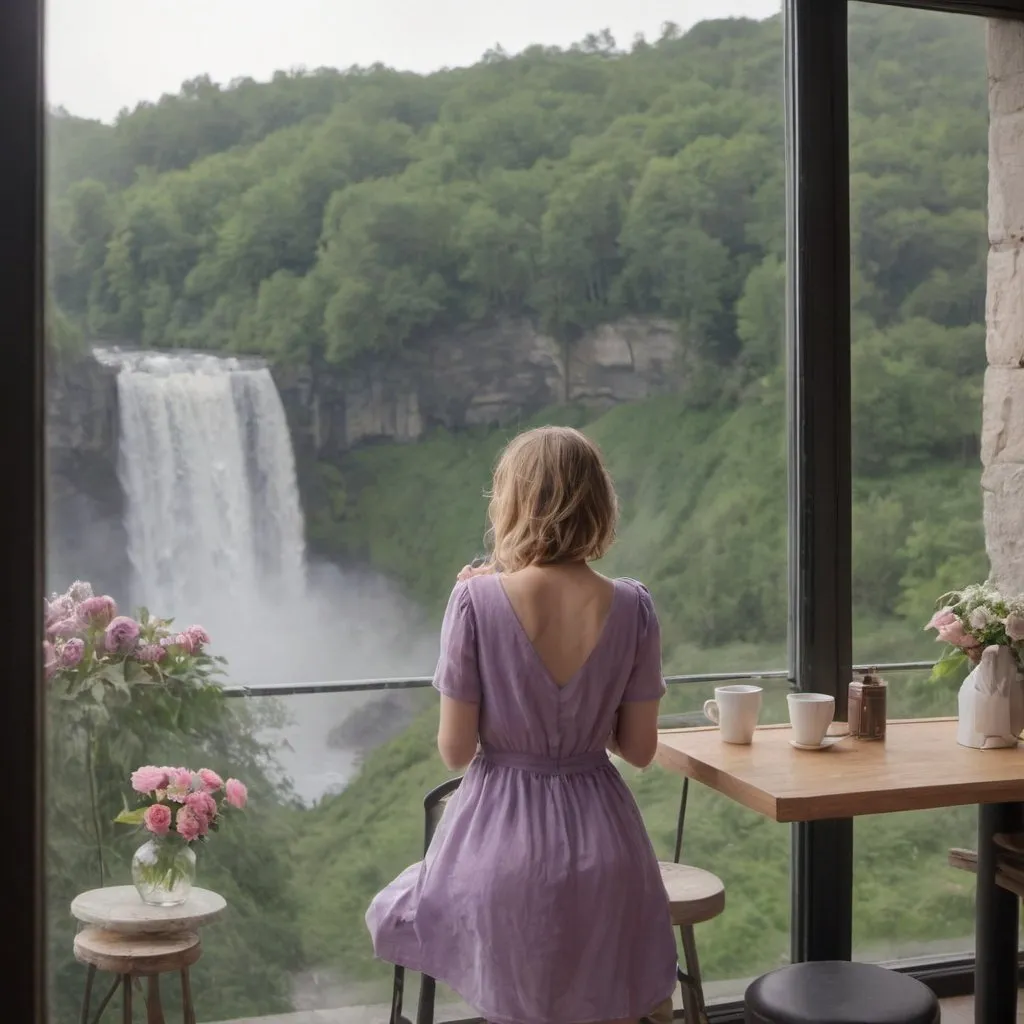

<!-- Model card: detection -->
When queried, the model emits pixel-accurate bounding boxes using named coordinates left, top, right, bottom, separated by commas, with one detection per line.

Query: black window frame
left=3, top=0, right=1024, bottom=1020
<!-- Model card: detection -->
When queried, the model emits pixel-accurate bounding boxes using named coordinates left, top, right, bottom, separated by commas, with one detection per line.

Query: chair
left=659, top=774, right=726, bottom=1023
left=743, top=961, right=940, bottom=1023
left=390, top=776, right=463, bottom=1024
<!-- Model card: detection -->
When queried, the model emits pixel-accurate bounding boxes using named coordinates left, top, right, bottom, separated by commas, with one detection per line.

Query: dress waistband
left=479, top=749, right=611, bottom=776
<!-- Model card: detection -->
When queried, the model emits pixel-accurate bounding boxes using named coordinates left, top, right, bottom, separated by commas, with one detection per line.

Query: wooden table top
left=71, top=886, right=226, bottom=936
left=656, top=718, right=1024, bottom=822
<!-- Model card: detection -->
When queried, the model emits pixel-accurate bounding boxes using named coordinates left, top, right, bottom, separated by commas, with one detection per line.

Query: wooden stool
left=74, top=927, right=201, bottom=1024
left=658, top=861, right=726, bottom=1023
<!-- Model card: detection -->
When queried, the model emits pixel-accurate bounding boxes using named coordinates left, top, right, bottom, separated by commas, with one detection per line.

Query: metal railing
left=220, top=660, right=934, bottom=698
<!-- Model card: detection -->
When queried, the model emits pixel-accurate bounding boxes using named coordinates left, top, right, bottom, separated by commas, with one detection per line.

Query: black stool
left=745, top=961, right=940, bottom=1024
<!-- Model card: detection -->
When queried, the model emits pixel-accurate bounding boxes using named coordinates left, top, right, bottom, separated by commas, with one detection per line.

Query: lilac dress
left=366, top=574, right=677, bottom=1024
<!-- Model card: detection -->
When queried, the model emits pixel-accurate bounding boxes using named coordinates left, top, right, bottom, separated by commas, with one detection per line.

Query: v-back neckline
left=494, top=574, right=620, bottom=691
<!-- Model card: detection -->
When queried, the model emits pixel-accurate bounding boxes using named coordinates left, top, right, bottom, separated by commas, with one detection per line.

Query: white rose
left=1004, top=613, right=1024, bottom=643
left=969, top=606, right=990, bottom=630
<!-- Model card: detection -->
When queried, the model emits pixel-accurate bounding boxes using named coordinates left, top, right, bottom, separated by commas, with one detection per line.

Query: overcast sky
left=46, top=0, right=781, bottom=123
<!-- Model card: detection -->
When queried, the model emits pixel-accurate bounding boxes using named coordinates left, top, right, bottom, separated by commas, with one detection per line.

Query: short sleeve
left=621, top=582, right=666, bottom=703
left=432, top=582, right=481, bottom=704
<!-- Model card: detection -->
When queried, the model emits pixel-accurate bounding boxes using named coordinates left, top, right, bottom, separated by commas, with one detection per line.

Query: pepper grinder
left=848, top=669, right=888, bottom=740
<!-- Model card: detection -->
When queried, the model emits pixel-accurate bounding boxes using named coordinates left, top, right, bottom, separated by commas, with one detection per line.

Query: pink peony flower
left=104, top=616, right=140, bottom=653
left=926, top=607, right=957, bottom=631
left=42, top=641, right=57, bottom=680
left=143, top=804, right=172, bottom=837
left=1005, top=613, right=1024, bottom=643
left=136, top=644, right=166, bottom=664
left=185, top=625, right=211, bottom=651
left=175, top=805, right=204, bottom=842
left=224, top=778, right=248, bottom=810
left=59, top=638, right=85, bottom=668
left=78, top=595, right=117, bottom=627
left=164, top=767, right=195, bottom=802
left=197, top=768, right=223, bottom=792
left=131, top=766, right=170, bottom=794
left=186, top=790, right=218, bottom=823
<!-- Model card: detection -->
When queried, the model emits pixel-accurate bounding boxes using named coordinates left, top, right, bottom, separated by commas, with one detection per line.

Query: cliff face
left=273, top=317, right=683, bottom=461
left=45, top=354, right=129, bottom=597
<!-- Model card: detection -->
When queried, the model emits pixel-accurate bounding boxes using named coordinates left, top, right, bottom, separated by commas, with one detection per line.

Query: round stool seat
left=657, top=862, right=725, bottom=925
left=745, top=962, right=940, bottom=1024
left=74, top=927, right=201, bottom=976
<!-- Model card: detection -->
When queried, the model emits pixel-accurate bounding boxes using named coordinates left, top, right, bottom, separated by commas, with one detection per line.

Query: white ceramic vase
left=956, top=645, right=1024, bottom=750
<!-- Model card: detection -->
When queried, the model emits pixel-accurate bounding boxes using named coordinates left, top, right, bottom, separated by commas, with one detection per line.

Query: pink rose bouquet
left=926, top=582, right=1024, bottom=679
left=115, top=763, right=248, bottom=844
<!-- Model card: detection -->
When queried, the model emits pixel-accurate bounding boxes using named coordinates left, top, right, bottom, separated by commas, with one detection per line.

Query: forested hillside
left=47, top=3, right=995, bottom=1011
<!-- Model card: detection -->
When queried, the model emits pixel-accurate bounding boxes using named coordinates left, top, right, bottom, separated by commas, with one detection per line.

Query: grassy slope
left=293, top=393, right=981, bottom=994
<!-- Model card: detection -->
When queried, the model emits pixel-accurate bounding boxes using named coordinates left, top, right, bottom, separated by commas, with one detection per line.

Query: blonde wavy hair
left=486, top=426, right=619, bottom=572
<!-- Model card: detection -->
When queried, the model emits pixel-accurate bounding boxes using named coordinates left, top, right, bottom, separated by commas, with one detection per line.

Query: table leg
left=80, top=964, right=96, bottom=1024
left=975, top=801, right=1023, bottom=1024
left=122, top=975, right=133, bottom=1024
left=146, top=976, right=165, bottom=1024
left=181, top=968, right=196, bottom=1024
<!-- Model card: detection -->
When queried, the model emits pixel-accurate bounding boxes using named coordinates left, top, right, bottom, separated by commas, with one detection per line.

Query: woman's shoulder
left=613, top=577, right=658, bottom=626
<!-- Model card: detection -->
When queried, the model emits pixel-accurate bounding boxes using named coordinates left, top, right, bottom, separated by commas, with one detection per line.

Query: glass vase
left=132, top=837, right=197, bottom=906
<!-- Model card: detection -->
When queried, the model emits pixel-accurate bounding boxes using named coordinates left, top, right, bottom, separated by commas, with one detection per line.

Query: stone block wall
left=984, top=20, right=1024, bottom=593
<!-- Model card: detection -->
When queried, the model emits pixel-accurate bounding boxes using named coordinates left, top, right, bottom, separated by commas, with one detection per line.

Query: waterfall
left=99, top=349, right=306, bottom=617
left=94, top=346, right=435, bottom=802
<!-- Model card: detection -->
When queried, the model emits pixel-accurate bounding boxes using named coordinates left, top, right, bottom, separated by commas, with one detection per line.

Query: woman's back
left=458, top=570, right=663, bottom=762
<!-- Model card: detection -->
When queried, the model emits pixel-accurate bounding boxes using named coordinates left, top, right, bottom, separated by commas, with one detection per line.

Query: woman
left=366, top=425, right=677, bottom=1024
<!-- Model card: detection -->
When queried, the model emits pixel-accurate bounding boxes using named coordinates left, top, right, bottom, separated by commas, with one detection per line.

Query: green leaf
left=114, top=807, right=147, bottom=826
left=929, top=648, right=966, bottom=681
left=90, top=681, right=105, bottom=703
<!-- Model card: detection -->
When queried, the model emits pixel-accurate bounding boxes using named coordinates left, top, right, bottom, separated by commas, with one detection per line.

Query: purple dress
left=366, top=574, right=678, bottom=1024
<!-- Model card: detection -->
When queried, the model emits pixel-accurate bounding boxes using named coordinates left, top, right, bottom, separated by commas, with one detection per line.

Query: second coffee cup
left=703, top=684, right=764, bottom=744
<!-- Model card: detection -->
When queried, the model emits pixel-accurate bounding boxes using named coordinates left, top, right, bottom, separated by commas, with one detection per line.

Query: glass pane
left=848, top=2, right=989, bottom=963
left=45, top=2, right=785, bottom=1021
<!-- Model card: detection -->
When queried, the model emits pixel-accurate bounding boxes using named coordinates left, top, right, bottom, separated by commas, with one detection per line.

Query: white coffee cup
left=703, top=684, right=763, bottom=744
left=787, top=692, right=836, bottom=747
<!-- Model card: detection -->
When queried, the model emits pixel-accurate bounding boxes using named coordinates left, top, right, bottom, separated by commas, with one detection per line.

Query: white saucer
left=789, top=735, right=845, bottom=751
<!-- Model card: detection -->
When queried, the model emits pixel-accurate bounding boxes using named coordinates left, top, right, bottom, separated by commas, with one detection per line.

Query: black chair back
left=390, top=775, right=464, bottom=1024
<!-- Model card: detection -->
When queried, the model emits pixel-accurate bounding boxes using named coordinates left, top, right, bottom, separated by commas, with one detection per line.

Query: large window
left=42, top=1, right=791, bottom=1019
left=847, top=1, right=989, bottom=964
left=9, top=1, right=1017, bottom=1023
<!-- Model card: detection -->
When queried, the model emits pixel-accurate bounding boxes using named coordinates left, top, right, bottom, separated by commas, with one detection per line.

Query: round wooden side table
left=71, top=886, right=226, bottom=1024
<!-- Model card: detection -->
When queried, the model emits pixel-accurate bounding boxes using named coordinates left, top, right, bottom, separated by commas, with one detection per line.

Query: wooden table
left=656, top=718, right=1024, bottom=1024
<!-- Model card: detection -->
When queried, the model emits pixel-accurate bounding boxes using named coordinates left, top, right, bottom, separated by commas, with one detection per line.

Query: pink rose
left=185, top=625, right=211, bottom=651
left=937, top=618, right=969, bottom=646
left=59, top=638, right=85, bottom=668
left=78, top=595, right=117, bottom=628
left=175, top=805, right=204, bottom=842
left=197, top=768, right=223, bottom=792
left=926, top=607, right=957, bottom=631
left=131, top=766, right=170, bottom=794
left=1005, top=613, right=1024, bottom=643
left=186, top=790, right=218, bottom=823
left=164, top=767, right=194, bottom=803
left=136, top=644, right=166, bottom=664
left=224, top=778, right=248, bottom=810
left=50, top=618, right=82, bottom=639
left=143, top=804, right=172, bottom=837
left=104, top=616, right=140, bottom=653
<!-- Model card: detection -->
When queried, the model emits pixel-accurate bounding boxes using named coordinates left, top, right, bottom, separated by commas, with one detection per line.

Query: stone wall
left=983, top=20, right=1024, bottom=594
left=274, top=317, right=684, bottom=461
